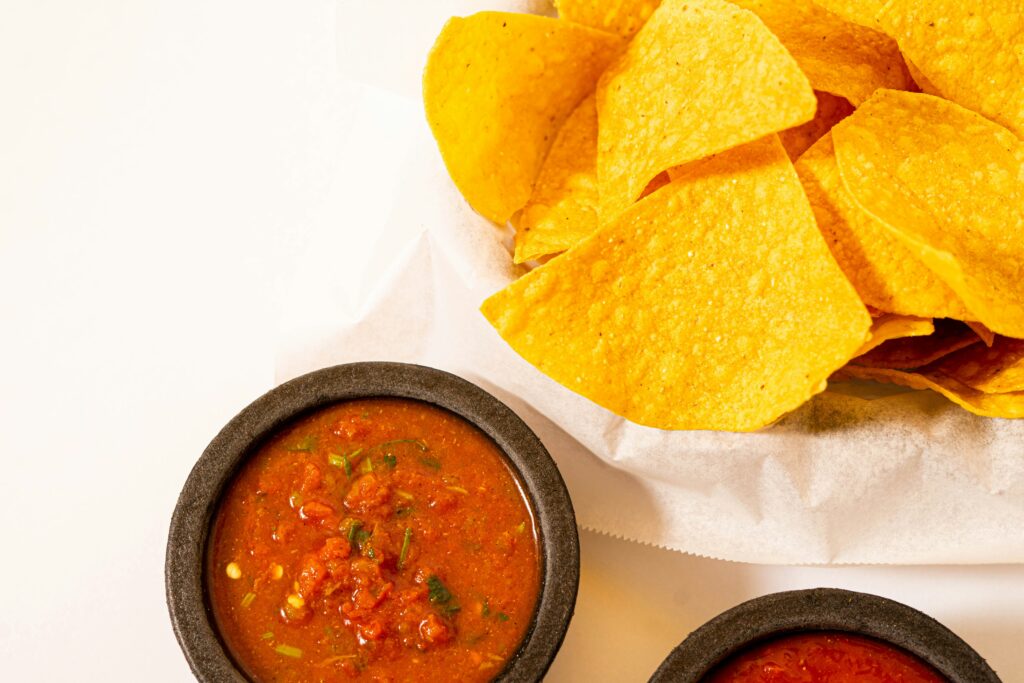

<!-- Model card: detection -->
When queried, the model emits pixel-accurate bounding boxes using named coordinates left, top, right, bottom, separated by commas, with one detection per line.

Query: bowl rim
left=165, top=361, right=579, bottom=682
left=648, top=587, right=1001, bottom=683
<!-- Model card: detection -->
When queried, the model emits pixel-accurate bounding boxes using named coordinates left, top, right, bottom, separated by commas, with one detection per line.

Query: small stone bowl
left=166, top=362, right=579, bottom=682
left=649, top=588, right=1001, bottom=683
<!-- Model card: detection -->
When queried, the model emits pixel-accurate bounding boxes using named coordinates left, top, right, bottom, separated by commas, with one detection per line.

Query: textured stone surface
left=166, top=362, right=578, bottom=682
left=648, top=588, right=1001, bottom=682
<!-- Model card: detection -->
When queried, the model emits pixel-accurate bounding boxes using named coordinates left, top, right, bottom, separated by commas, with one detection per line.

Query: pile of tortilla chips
left=423, top=0, right=1024, bottom=430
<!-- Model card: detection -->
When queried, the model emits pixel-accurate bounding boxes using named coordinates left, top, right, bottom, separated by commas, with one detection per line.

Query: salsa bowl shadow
left=649, top=588, right=1000, bottom=683
left=166, top=362, right=579, bottom=682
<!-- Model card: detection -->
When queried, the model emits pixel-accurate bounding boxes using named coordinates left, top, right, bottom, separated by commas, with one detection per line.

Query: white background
left=0, top=1, right=1021, bottom=680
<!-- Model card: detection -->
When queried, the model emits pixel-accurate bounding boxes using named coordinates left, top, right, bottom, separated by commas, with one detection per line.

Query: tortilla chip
left=423, top=13, right=622, bottom=224
left=933, top=337, right=1024, bottom=394
left=966, top=321, right=996, bottom=348
left=481, top=136, right=870, bottom=431
left=835, top=365, right=1024, bottom=419
left=731, top=0, right=911, bottom=106
left=779, top=91, right=853, bottom=161
left=596, top=0, right=815, bottom=222
left=809, top=0, right=885, bottom=29
left=877, top=0, right=1024, bottom=138
left=852, top=319, right=980, bottom=370
left=795, top=133, right=969, bottom=319
left=855, top=314, right=934, bottom=356
left=833, top=90, right=1024, bottom=338
left=554, top=0, right=661, bottom=38
left=514, top=94, right=599, bottom=264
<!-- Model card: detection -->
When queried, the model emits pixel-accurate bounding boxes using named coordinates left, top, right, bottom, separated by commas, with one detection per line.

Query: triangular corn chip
left=731, top=0, right=911, bottom=106
left=424, top=12, right=622, bottom=224
left=482, top=136, right=870, bottom=431
left=877, top=0, right=1024, bottom=138
left=596, top=0, right=815, bottom=222
left=833, top=90, right=1024, bottom=337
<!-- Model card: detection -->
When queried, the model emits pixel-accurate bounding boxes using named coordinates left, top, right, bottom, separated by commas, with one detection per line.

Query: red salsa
left=706, top=632, right=948, bottom=683
left=207, top=398, right=541, bottom=682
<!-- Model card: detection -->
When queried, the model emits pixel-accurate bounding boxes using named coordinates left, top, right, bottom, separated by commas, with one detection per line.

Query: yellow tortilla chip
left=554, top=0, right=661, bottom=38
left=855, top=314, right=934, bottom=356
left=809, top=0, right=885, bottom=28
left=780, top=91, right=853, bottom=161
left=596, top=0, right=815, bottom=222
left=877, top=0, right=1024, bottom=138
left=731, top=0, right=911, bottom=106
left=835, top=366, right=1024, bottom=419
left=514, top=94, right=599, bottom=264
left=423, top=12, right=622, bottom=224
left=833, top=90, right=1024, bottom=338
left=933, top=337, right=1024, bottom=394
left=852, top=319, right=980, bottom=370
left=482, top=136, right=870, bottom=431
left=966, top=321, right=996, bottom=348
left=795, top=133, right=969, bottom=319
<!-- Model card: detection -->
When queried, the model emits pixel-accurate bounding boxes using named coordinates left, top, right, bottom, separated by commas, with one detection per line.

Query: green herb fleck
left=378, top=439, right=428, bottom=451
left=353, top=527, right=373, bottom=551
left=397, top=527, right=413, bottom=570
left=287, top=435, right=317, bottom=452
left=240, top=592, right=256, bottom=608
left=395, top=507, right=413, bottom=518
left=346, top=520, right=362, bottom=544
left=383, top=453, right=397, bottom=469
left=274, top=644, right=303, bottom=659
left=497, top=612, right=510, bottom=622
left=481, top=598, right=491, bottom=618
left=367, top=546, right=376, bottom=559
left=360, top=456, right=374, bottom=474
left=427, top=575, right=460, bottom=615
left=419, top=455, right=442, bottom=471
left=261, top=631, right=274, bottom=641
left=328, top=453, right=345, bottom=470
left=427, top=575, right=452, bottom=604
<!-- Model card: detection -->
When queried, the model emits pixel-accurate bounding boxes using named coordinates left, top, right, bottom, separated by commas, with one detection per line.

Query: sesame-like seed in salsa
left=207, top=398, right=541, bottom=682
left=705, top=632, right=948, bottom=683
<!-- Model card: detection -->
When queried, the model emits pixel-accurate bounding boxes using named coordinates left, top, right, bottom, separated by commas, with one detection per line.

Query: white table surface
left=1, top=1, right=1021, bottom=680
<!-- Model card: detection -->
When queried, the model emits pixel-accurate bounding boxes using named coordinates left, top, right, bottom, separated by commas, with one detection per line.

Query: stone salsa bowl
left=649, top=588, right=1001, bottom=683
left=166, top=362, right=579, bottom=682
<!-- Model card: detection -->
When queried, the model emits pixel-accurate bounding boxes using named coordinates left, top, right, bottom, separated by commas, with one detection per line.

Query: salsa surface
left=705, top=632, right=947, bottom=683
left=208, top=398, right=540, bottom=682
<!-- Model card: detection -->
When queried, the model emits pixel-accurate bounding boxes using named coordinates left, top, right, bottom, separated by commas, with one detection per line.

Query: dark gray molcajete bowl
left=166, top=362, right=579, bottom=683
left=649, top=588, right=1000, bottom=683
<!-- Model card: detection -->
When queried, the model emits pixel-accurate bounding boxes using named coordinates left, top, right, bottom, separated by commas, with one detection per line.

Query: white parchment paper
left=275, top=0, right=1024, bottom=564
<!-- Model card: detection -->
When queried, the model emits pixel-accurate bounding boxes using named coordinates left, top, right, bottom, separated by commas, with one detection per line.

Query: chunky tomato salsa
left=705, top=632, right=947, bottom=683
left=207, top=398, right=540, bottom=682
